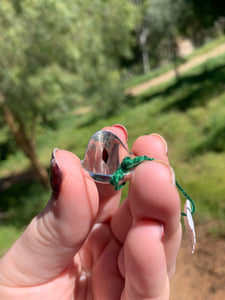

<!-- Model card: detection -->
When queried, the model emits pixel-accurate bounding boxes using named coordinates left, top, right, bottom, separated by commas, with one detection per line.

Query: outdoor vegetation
left=0, top=0, right=225, bottom=264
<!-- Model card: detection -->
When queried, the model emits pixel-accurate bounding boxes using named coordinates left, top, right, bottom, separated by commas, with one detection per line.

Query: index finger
left=132, top=133, right=169, bottom=163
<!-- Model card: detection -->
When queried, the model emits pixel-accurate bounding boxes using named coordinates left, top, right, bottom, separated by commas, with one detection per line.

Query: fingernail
left=149, top=221, right=165, bottom=241
left=150, top=133, right=168, bottom=155
left=155, top=160, right=176, bottom=186
left=160, top=224, right=165, bottom=242
left=113, top=124, right=128, bottom=141
left=170, top=166, right=176, bottom=186
left=50, top=148, right=63, bottom=199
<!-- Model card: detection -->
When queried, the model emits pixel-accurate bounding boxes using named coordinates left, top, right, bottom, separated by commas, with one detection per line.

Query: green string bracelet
left=110, top=156, right=196, bottom=217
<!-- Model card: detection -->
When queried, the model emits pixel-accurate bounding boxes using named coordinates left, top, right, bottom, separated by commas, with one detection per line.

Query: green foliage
left=189, top=35, right=225, bottom=58
left=2, top=51, right=225, bottom=219
left=0, top=0, right=139, bottom=188
left=1, top=4, right=225, bottom=254
left=128, top=53, right=225, bottom=220
left=135, top=0, right=189, bottom=69
left=0, top=181, right=49, bottom=227
left=0, top=225, right=22, bottom=257
left=180, top=0, right=225, bottom=40
left=133, top=0, right=225, bottom=72
left=0, top=125, right=18, bottom=160
left=1, top=49, right=225, bottom=255
left=0, top=0, right=138, bottom=154
left=126, top=34, right=225, bottom=89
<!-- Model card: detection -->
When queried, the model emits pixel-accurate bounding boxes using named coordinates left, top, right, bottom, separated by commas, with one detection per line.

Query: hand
left=0, top=125, right=181, bottom=300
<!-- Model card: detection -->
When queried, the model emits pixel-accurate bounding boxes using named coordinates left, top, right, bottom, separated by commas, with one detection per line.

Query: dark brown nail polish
left=50, top=148, right=63, bottom=199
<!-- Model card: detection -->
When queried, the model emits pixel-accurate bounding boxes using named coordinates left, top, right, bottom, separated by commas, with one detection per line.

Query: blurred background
left=0, top=1, right=225, bottom=298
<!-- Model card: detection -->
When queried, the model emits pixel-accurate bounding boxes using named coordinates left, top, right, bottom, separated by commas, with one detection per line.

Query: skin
left=0, top=125, right=182, bottom=299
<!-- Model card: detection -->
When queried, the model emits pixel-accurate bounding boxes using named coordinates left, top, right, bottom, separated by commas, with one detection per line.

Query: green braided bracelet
left=110, top=156, right=196, bottom=216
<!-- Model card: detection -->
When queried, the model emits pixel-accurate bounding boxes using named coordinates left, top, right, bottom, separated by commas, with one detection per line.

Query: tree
left=178, top=0, right=225, bottom=45
left=135, top=0, right=190, bottom=74
left=0, top=0, right=138, bottom=187
left=132, top=0, right=151, bottom=74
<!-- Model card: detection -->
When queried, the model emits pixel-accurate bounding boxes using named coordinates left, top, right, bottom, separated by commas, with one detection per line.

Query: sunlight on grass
left=0, top=225, right=22, bottom=257
left=188, top=34, right=225, bottom=59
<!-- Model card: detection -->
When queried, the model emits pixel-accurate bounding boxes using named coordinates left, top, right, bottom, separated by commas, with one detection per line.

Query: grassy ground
left=1, top=45, right=225, bottom=256
left=0, top=226, right=22, bottom=257
left=188, top=34, right=225, bottom=58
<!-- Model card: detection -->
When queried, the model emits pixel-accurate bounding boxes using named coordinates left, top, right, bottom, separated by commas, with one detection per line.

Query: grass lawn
left=1, top=46, right=225, bottom=256
left=0, top=226, right=22, bottom=257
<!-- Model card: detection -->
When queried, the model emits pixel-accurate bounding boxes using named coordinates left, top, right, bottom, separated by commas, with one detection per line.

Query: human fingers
left=77, top=223, right=124, bottom=300
left=111, top=198, right=133, bottom=244
left=132, top=133, right=169, bottom=163
left=128, top=160, right=182, bottom=277
left=112, top=133, right=181, bottom=276
left=122, top=220, right=170, bottom=300
left=0, top=149, right=99, bottom=287
left=131, top=133, right=181, bottom=276
left=111, top=133, right=169, bottom=244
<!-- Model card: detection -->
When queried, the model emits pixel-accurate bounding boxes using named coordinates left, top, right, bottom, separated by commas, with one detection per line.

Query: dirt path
left=171, top=221, right=225, bottom=299
left=127, top=43, right=225, bottom=96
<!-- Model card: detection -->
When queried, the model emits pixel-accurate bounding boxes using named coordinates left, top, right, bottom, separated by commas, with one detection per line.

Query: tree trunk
left=24, top=144, right=50, bottom=189
left=169, top=36, right=180, bottom=81
left=0, top=98, right=50, bottom=189
left=142, top=48, right=150, bottom=74
left=137, top=27, right=150, bottom=74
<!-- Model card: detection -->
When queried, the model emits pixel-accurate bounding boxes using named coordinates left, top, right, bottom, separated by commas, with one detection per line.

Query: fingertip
left=54, top=149, right=80, bottom=174
left=54, top=149, right=97, bottom=196
left=101, top=124, right=128, bottom=145
left=132, top=134, right=168, bottom=163
left=150, top=133, right=168, bottom=155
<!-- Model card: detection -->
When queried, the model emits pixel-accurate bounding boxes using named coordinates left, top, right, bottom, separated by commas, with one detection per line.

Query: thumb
left=0, top=149, right=99, bottom=286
